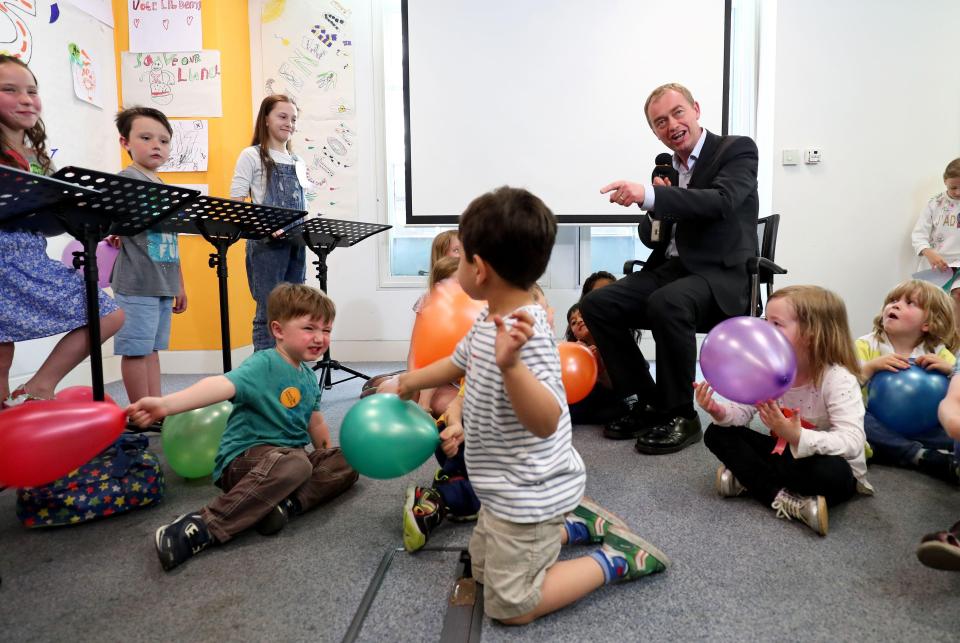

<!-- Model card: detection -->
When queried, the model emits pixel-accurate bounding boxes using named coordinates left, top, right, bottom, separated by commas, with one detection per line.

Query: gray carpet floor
left=1, top=362, right=958, bottom=642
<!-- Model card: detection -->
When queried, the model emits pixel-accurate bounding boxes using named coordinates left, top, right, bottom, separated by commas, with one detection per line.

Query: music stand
left=281, top=217, right=391, bottom=402
left=47, top=167, right=201, bottom=401
left=157, top=196, right=306, bottom=372
left=0, top=166, right=99, bottom=234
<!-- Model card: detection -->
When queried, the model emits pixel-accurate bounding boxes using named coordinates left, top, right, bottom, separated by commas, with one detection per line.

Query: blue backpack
left=16, top=434, right=164, bottom=528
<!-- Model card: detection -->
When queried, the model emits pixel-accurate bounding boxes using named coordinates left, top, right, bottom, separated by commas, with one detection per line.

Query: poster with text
left=128, top=0, right=202, bottom=53
left=251, top=0, right=357, bottom=218
left=159, top=119, right=208, bottom=172
left=121, top=50, right=222, bottom=117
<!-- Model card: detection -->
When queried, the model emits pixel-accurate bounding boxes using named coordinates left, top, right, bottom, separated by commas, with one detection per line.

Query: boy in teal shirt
left=128, top=283, right=358, bottom=571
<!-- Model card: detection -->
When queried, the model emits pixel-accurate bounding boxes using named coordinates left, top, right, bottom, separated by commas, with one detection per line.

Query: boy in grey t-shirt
left=109, top=107, right=186, bottom=406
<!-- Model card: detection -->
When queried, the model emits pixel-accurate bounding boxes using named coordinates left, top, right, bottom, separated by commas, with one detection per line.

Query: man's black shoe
left=603, top=405, right=658, bottom=440
left=634, top=415, right=702, bottom=455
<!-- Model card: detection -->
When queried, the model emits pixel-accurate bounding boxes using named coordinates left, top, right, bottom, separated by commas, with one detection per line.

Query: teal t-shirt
left=213, top=349, right=320, bottom=481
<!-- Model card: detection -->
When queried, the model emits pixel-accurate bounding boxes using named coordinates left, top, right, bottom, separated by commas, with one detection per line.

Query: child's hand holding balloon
left=693, top=381, right=727, bottom=422
left=756, top=401, right=802, bottom=447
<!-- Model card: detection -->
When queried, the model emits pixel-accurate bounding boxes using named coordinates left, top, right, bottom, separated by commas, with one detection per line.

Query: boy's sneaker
left=715, top=465, right=746, bottom=498
left=771, top=489, right=828, bottom=536
left=155, top=513, right=213, bottom=571
left=255, top=497, right=299, bottom=536
left=403, top=486, right=445, bottom=552
left=599, top=525, right=670, bottom=582
left=916, top=451, right=960, bottom=486
left=568, top=496, right=630, bottom=544
left=431, top=469, right=478, bottom=522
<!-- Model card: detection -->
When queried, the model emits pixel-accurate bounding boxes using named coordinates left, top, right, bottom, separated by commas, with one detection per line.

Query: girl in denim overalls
left=230, top=95, right=310, bottom=351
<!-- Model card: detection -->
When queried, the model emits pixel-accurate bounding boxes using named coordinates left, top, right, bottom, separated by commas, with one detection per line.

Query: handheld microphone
left=651, top=152, right=679, bottom=186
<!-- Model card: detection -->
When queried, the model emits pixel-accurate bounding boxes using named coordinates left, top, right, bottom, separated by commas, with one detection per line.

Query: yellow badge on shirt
left=280, top=386, right=301, bottom=408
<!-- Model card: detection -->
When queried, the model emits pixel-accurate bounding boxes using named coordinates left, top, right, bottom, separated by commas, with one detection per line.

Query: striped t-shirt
left=451, top=304, right=586, bottom=523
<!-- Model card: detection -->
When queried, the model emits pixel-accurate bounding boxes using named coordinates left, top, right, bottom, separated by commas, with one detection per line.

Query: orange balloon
left=411, top=280, right=485, bottom=369
left=558, top=341, right=598, bottom=404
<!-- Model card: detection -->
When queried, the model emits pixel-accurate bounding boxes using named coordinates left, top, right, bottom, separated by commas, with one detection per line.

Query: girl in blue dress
left=0, top=55, right=123, bottom=405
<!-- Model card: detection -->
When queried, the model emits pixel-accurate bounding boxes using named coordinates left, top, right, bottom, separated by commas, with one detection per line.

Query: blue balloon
left=867, top=363, right=949, bottom=437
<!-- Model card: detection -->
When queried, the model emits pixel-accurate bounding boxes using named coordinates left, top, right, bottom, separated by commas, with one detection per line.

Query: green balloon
left=161, top=401, right=233, bottom=479
left=340, top=394, right=440, bottom=479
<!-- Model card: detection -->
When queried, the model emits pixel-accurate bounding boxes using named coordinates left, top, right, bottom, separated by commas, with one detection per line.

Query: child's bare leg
left=501, top=557, right=605, bottom=625
left=146, top=351, right=162, bottom=397
left=418, top=387, right=436, bottom=414
left=23, top=309, right=124, bottom=398
left=0, top=342, right=13, bottom=400
left=121, top=355, right=150, bottom=403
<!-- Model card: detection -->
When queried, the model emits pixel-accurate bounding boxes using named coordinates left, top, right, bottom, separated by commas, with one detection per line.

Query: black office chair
left=622, top=214, right=787, bottom=324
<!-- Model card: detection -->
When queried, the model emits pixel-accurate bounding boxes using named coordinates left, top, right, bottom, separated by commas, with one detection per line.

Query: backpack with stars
left=15, top=433, right=164, bottom=528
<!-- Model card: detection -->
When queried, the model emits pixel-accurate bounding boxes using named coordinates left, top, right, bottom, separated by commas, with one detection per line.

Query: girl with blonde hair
left=856, top=280, right=958, bottom=483
left=695, top=285, right=870, bottom=537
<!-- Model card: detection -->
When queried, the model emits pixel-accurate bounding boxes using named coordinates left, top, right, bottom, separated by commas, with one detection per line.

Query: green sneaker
left=569, top=496, right=630, bottom=543
left=402, top=486, right=445, bottom=552
left=600, top=525, right=670, bottom=581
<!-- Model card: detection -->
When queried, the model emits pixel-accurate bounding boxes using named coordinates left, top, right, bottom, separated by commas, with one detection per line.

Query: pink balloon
left=699, top=316, right=797, bottom=404
left=60, top=239, right=83, bottom=270
left=96, top=241, right=119, bottom=288
left=0, top=401, right=126, bottom=487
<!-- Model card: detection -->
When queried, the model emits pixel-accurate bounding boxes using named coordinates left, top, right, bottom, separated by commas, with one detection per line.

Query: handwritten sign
left=121, top=50, right=222, bottom=117
left=128, top=0, right=202, bottom=53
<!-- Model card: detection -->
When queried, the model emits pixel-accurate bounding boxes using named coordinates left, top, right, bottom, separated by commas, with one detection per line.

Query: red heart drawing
left=162, top=19, right=170, bottom=30
left=186, top=16, right=194, bottom=26
left=133, top=18, right=141, bottom=28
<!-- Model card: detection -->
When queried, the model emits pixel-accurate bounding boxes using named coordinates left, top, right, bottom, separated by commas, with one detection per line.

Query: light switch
left=782, top=149, right=800, bottom=166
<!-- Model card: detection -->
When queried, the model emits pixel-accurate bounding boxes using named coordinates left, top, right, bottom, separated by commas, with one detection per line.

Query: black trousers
left=580, top=258, right=725, bottom=415
left=703, top=424, right=858, bottom=507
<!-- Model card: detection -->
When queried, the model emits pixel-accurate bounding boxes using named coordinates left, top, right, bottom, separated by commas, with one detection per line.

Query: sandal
left=6, top=386, right=51, bottom=407
left=916, top=522, right=960, bottom=571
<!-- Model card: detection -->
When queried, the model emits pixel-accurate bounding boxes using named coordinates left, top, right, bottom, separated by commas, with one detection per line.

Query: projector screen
left=402, top=0, right=730, bottom=224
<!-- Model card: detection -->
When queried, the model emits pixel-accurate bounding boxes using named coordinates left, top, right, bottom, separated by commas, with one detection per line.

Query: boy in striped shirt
left=390, top=186, right=669, bottom=624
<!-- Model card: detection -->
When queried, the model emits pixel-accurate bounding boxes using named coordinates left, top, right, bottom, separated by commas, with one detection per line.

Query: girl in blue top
left=0, top=55, right=123, bottom=405
left=230, top=95, right=311, bottom=351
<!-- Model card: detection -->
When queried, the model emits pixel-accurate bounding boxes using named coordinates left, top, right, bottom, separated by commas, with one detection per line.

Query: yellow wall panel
left=111, top=0, right=255, bottom=349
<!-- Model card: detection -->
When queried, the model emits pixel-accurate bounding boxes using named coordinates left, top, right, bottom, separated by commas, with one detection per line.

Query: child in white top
left=388, top=186, right=668, bottom=624
left=696, top=285, right=870, bottom=537
left=911, top=158, right=960, bottom=272
left=230, top=95, right=311, bottom=351
left=856, top=280, right=958, bottom=483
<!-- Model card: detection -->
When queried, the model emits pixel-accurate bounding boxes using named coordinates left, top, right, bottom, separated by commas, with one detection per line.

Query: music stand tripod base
left=282, top=217, right=392, bottom=401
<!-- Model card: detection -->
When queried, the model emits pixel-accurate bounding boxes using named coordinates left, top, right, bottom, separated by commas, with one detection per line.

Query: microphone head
left=655, top=152, right=673, bottom=166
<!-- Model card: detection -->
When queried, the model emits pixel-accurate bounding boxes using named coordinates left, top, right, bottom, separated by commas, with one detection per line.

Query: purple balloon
left=699, top=316, right=797, bottom=404
left=59, top=240, right=118, bottom=289
left=60, top=239, right=83, bottom=271
left=95, top=241, right=119, bottom=288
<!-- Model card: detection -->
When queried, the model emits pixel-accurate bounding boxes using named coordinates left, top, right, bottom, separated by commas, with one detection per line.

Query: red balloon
left=0, top=401, right=126, bottom=487
left=55, top=385, right=118, bottom=406
left=411, top=280, right=486, bottom=369
left=558, top=342, right=598, bottom=404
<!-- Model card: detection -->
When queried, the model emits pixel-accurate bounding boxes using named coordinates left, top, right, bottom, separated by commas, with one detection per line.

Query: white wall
left=767, top=0, right=960, bottom=335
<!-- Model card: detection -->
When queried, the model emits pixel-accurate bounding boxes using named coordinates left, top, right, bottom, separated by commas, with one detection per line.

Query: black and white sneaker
left=155, top=513, right=213, bottom=571
left=255, top=498, right=299, bottom=536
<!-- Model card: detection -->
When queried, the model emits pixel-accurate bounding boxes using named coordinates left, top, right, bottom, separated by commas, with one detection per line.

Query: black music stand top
left=50, top=166, right=201, bottom=238
left=0, top=166, right=100, bottom=234
left=158, top=194, right=307, bottom=240
left=282, top=217, right=392, bottom=249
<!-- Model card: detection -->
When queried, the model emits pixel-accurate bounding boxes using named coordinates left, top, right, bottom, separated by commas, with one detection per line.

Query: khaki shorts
left=468, top=507, right=564, bottom=620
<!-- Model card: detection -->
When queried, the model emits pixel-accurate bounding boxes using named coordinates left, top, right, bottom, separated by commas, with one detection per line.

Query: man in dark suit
left=581, top=83, right=758, bottom=455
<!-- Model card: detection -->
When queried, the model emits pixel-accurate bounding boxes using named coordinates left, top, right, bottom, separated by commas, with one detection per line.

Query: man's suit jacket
left=638, top=130, right=759, bottom=317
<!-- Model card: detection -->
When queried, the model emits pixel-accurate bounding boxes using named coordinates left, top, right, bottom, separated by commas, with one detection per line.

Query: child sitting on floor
left=388, top=186, right=668, bottom=624
left=128, top=283, right=358, bottom=571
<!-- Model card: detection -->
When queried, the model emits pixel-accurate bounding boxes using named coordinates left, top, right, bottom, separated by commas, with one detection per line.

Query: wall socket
left=805, top=149, right=822, bottom=164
